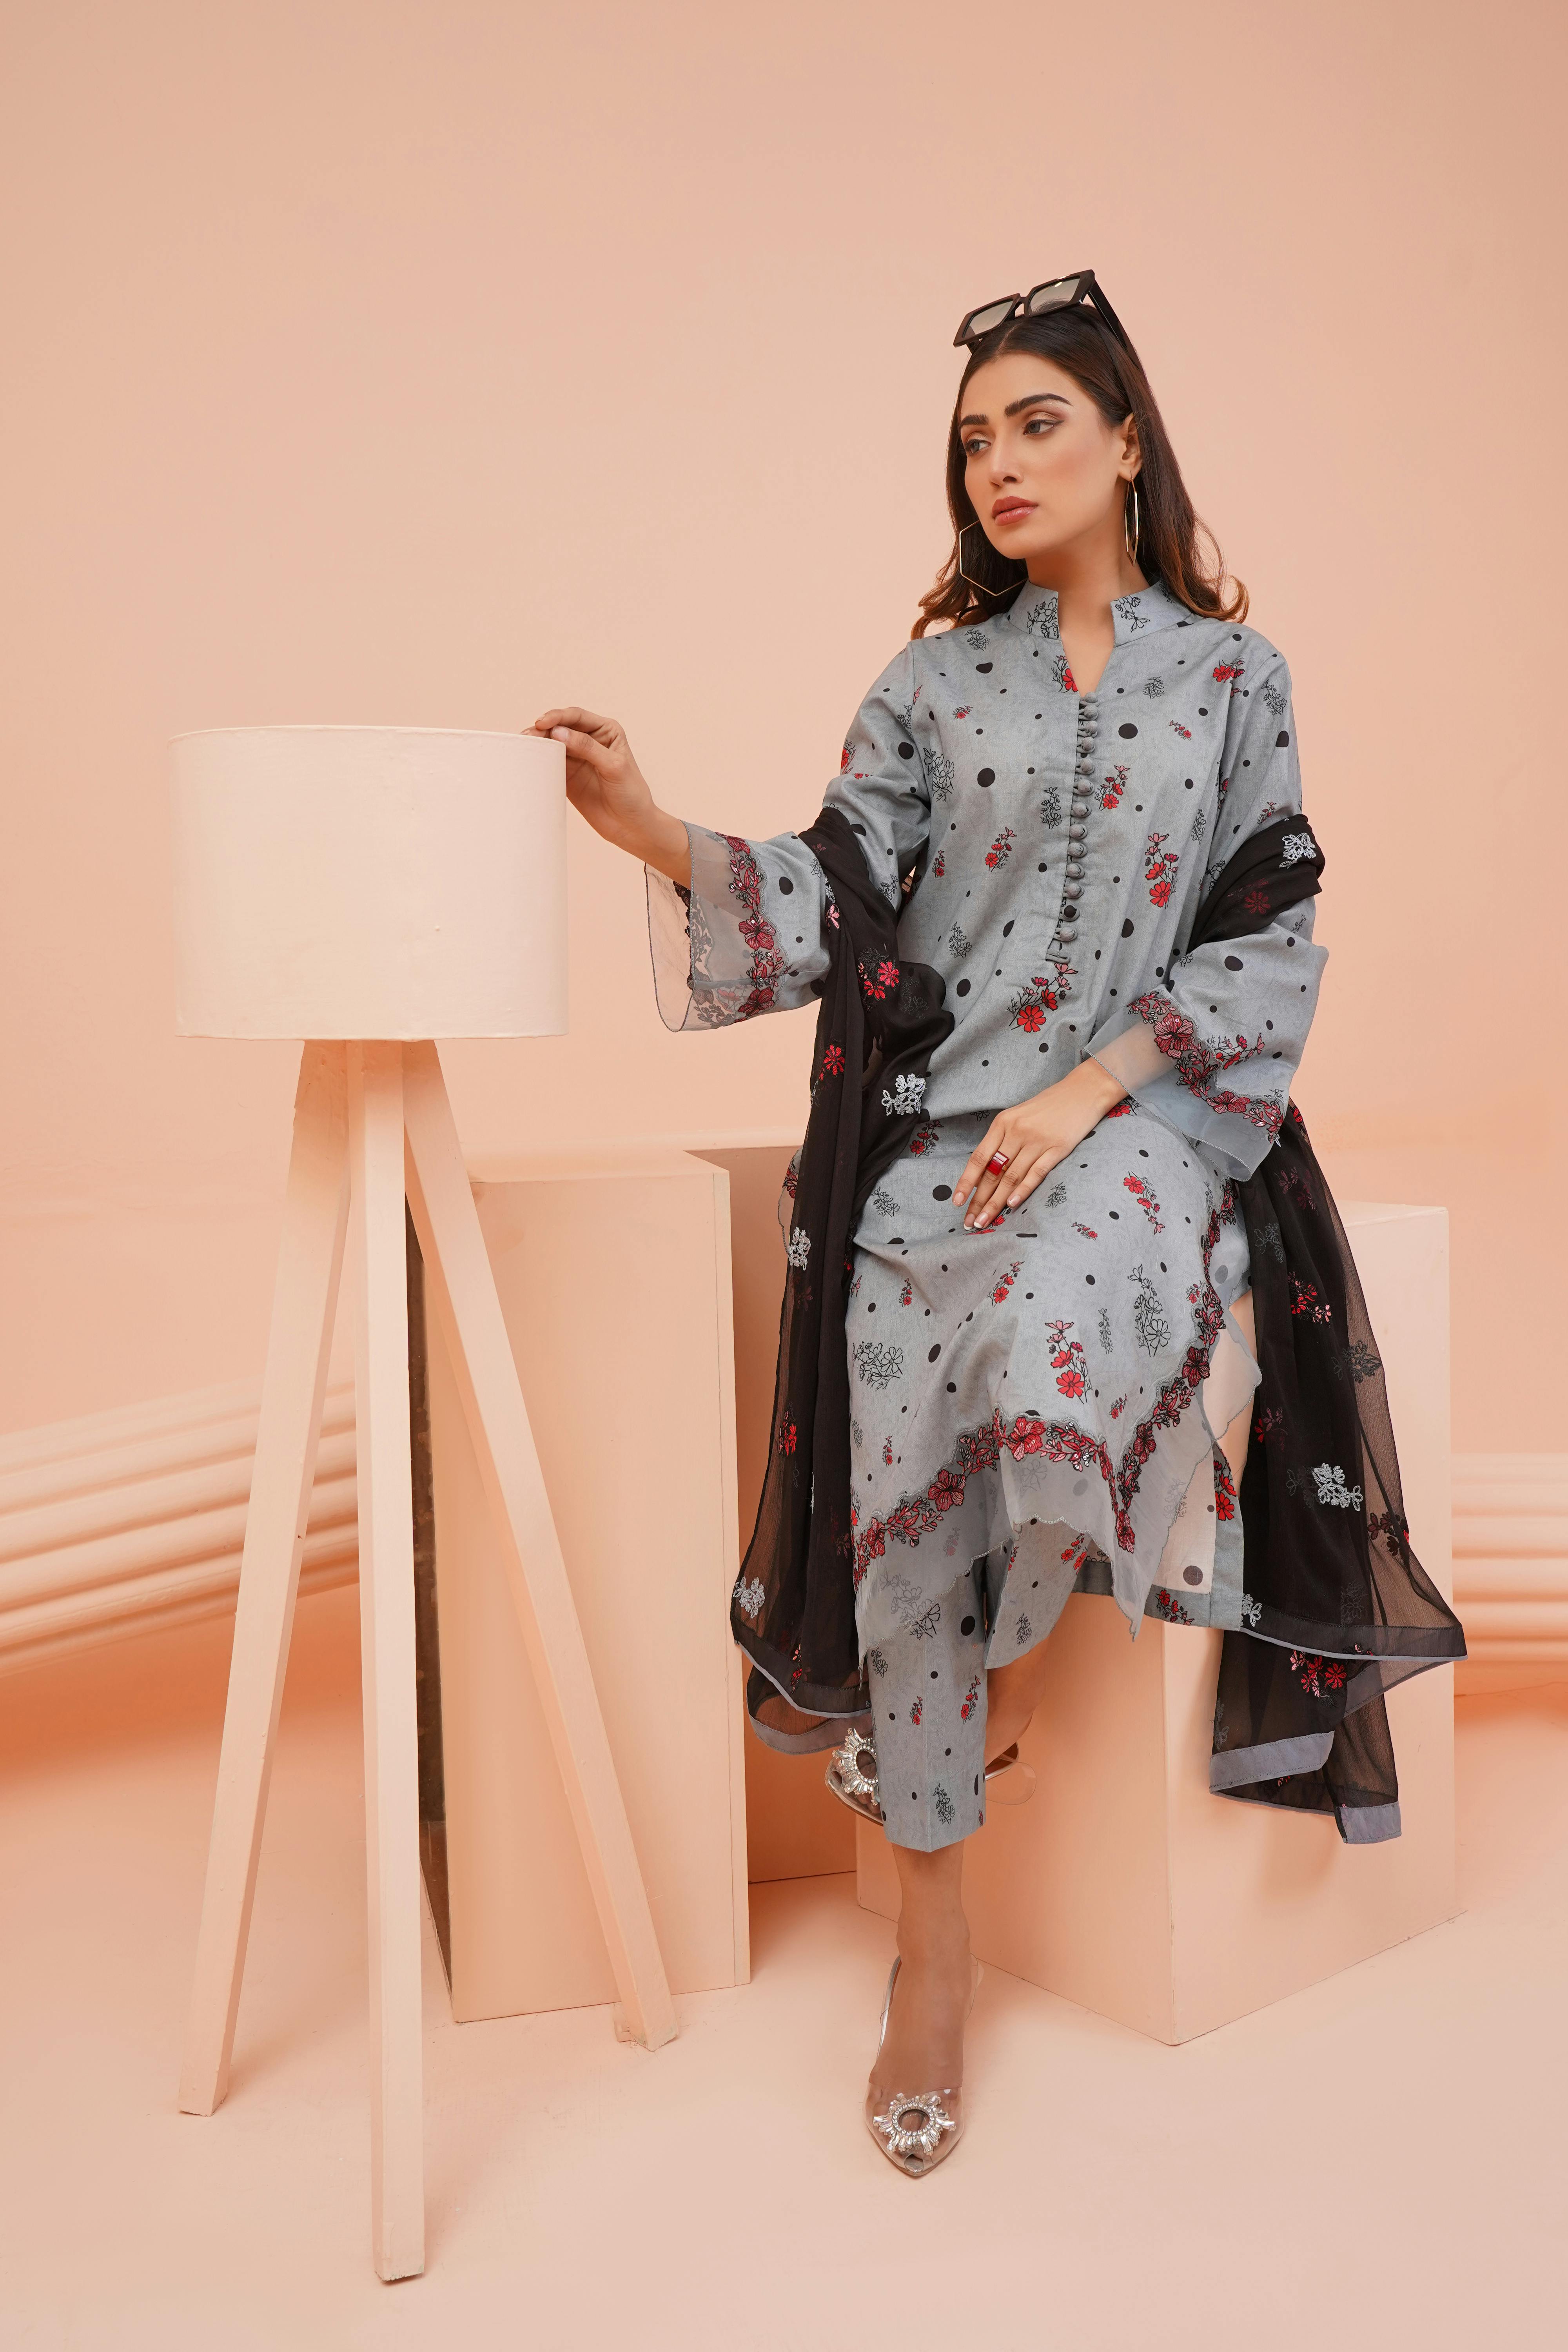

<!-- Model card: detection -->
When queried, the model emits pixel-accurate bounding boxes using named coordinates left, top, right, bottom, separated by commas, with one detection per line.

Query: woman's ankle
left=896, top=1914, right=971, bottom=1972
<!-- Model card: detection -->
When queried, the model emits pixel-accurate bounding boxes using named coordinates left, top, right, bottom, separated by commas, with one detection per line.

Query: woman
left=531, top=275, right=1447, bottom=2176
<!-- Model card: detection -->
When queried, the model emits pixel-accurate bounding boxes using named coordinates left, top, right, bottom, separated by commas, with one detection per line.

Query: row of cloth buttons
left=1045, top=689, right=1098, bottom=991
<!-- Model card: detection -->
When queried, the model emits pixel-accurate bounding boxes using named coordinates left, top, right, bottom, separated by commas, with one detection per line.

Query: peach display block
left=854, top=1198, right=1458, bottom=2043
left=426, top=1149, right=750, bottom=2020
left=170, top=726, right=567, bottom=1039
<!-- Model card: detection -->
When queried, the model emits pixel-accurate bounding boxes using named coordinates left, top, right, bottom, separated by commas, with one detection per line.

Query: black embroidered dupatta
left=732, top=805, right=953, bottom=1747
left=733, top=803, right=1467, bottom=1837
left=1189, top=817, right=1466, bottom=1839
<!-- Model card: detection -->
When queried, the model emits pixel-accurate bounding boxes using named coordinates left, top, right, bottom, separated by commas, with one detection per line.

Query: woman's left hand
left=954, top=1059, right=1129, bottom=1230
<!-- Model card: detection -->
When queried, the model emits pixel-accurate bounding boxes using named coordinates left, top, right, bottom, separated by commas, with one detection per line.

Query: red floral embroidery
left=1061, top=666, right=1077, bottom=693
left=1073, top=1221, right=1098, bottom=1240
left=1008, top=971, right=1060, bottom=1031
left=899, top=1277, right=913, bottom=1307
left=1044, top=1318, right=1089, bottom=1399
left=930, top=1465, right=966, bottom=1514
left=840, top=742, right=854, bottom=772
left=1289, top=1650, right=1347, bottom=1699
left=1211, top=661, right=1245, bottom=685
left=1213, top=1456, right=1237, bottom=1521
left=1125, top=989, right=1282, bottom=1144
left=932, top=851, right=946, bottom=877
left=1123, top=1172, right=1165, bottom=1235
left=1168, top=719, right=1192, bottom=739
left=1143, top=830, right=1180, bottom=907
left=959, top=1674, right=983, bottom=1721
left=819, top=1042, right=846, bottom=1078
left=908, top=1121, right=939, bottom=1155
left=1153, top=1588, right=1194, bottom=1624
left=858, top=956, right=900, bottom=1001
left=1242, top=885, right=1272, bottom=915
left=1100, top=764, right=1129, bottom=809
left=718, top=834, right=785, bottom=1017
left=1289, top=1275, right=1331, bottom=1323
left=985, top=826, right=1017, bottom=869
left=954, top=704, right=971, bottom=719
left=991, top=1259, right=1023, bottom=1305
left=909, top=1695, right=923, bottom=1725
left=777, top=1415, right=797, bottom=1455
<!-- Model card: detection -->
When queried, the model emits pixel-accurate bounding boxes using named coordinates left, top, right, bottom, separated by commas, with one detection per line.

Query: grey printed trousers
left=864, top=1519, right=1086, bottom=1852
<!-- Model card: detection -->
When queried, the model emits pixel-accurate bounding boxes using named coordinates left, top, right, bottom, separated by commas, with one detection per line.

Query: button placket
left=1046, top=689, right=1098, bottom=979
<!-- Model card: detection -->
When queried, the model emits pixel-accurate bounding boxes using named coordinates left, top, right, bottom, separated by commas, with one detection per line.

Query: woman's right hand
left=528, top=705, right=691, bottom=885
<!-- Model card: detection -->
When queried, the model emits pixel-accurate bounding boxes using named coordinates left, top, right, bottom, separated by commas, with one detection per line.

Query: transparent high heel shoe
left=864, top=1952, right=982, bottom=2179
left=824, top=1724, right=1034, bottom=1824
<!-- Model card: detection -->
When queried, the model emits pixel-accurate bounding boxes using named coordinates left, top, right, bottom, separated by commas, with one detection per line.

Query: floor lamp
left=169, top=726, right=675, bottom=2281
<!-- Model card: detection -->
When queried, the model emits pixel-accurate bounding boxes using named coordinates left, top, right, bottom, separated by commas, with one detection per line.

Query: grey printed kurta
left=645, top=572, right=1326, bottom=1695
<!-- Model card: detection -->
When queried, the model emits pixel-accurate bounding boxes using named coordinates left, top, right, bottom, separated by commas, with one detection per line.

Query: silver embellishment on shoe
left=831, top=1724, right=879, bottom=1803
left=871, top=2092, right=958, bottom=2161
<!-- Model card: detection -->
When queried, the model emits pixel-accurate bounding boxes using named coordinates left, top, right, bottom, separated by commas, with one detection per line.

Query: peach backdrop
left=1, top=0, right=1563, bottom=1449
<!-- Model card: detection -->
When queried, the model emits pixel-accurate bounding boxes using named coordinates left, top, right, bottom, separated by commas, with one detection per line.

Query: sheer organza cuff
left=1087, top=1018, right=1167, bottom=1095
left=1087, top=1009, right=1282, bottom=1182
left=644, top=827, right=701, bottom=1033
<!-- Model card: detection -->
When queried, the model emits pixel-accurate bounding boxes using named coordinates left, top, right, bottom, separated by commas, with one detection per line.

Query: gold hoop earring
left=1123, top=479, right=1141, bottom=559
left=958, top=520, right=1000, bottom=592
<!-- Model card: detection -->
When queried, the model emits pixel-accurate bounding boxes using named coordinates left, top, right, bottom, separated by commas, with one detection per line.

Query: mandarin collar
left=1005, top=573, right=1189, bottom=645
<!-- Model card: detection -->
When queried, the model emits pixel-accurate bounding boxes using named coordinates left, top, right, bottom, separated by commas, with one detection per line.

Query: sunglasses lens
left=964, top=297, right=1018, bottom=341
left=1024, top=276, right=1082, bottom=316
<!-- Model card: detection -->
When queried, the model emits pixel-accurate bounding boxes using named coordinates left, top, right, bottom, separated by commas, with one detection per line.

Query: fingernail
left=551, top=726, right=570, bottom=740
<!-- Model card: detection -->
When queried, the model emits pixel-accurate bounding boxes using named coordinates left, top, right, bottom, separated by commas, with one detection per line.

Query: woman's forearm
left=628, top=807, right=692, bottom=890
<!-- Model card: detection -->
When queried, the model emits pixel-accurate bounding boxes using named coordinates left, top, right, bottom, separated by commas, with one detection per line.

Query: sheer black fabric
left=1191, top=816, right=1467, bottom=1841
left=733, top=804, right=952, bottom=1748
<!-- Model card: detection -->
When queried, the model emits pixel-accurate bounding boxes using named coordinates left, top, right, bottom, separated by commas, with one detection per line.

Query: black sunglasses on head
left=953, top=269, right=1134, bottom=355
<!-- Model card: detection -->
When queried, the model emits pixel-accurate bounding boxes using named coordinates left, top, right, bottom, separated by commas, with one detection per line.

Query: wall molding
left=0, top=1380, right=357, bottom=1673
left=2, top=1386, right=1563, bottom=1684
left=1452, top=1452, right=1568, bottom=1681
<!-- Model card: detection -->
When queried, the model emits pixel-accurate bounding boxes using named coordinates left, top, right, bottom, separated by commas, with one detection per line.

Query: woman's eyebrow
left=958, top=391, right=1071, bottom=428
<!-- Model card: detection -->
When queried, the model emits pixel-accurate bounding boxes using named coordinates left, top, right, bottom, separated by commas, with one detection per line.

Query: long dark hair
left=913, top=308, right=1247, bottom=637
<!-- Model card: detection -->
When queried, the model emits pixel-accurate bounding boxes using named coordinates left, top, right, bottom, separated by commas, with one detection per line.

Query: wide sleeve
left=643, top=641, right=932, bottom=1032
left=1085, top=647, right=1328, bottom=1179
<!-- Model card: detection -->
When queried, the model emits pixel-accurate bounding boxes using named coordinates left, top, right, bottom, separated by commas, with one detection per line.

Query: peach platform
left=425, top=1150, right=750, bottom=2021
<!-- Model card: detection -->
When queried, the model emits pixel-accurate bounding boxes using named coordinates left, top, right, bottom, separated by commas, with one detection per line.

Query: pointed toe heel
left=864, top=1955, right=982, bottom=2179
left=825, top=1723, right=884, bottom=1824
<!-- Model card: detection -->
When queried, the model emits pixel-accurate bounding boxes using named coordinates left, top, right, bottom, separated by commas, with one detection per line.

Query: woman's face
left=959, top=349, right=1140, bottom=575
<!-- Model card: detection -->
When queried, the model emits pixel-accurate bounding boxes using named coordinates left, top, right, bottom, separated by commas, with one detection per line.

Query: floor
left=1, top=1587, right=1562, bottom=2352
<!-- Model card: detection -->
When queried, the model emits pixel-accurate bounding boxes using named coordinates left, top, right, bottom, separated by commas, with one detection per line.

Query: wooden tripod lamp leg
left=401, top=1041, right=677, bottom=2052
left=179, top=1043, right=350, bottom=2118
left=347, top=1043, right=426, bottom=2283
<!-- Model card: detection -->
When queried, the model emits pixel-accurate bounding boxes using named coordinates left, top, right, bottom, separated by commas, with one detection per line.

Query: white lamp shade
left=171, top=727, right=567, bottom=1040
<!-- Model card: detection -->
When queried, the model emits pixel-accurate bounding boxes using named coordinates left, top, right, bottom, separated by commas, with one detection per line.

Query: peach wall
left=1, top=0, right=1563, bottom=1448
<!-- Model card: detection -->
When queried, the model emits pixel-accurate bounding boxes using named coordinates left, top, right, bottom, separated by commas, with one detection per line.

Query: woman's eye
left=1024, top=416, right=1056, bottom=434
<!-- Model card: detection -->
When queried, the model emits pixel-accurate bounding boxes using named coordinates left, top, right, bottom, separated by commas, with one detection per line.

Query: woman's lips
left=992, top=501, right=1035, bottom=524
